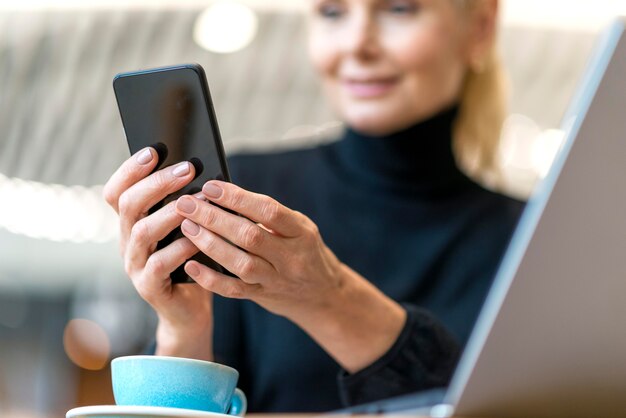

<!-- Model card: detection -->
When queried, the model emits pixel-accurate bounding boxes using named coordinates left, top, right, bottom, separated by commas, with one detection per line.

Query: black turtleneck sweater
left=213, top=108, right=524, bottom=412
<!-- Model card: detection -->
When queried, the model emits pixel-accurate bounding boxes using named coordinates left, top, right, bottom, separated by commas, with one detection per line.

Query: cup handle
left=227, top=388, right=247, bottom=416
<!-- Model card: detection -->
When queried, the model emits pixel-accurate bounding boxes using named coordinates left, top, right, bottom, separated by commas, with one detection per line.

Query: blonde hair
left=452, top=1, right=507, bottom=181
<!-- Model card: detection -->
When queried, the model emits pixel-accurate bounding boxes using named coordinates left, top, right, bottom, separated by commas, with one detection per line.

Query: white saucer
left=66, top=405, right=233, bottom=418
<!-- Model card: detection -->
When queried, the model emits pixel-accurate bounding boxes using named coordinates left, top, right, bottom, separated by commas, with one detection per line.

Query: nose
left=341, top=10, right=381, bottom=60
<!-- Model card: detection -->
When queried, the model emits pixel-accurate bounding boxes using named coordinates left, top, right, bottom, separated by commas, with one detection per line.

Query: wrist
left=293, top=263, right=407, bottom=373
left=155, top=318, right=214, bottom=362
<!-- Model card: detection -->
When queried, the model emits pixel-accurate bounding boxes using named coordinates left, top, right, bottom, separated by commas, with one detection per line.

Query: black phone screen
left=113, top=64, right=232, bottom=283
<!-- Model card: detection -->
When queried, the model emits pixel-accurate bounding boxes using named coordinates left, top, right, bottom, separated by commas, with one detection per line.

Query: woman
left=103, top=0, right=523, bottom=412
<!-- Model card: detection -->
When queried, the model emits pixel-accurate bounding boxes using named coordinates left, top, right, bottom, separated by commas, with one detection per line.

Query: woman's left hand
left=175, top=180, right=406, bottom=372
left=174, top=180, right=344, bottom=320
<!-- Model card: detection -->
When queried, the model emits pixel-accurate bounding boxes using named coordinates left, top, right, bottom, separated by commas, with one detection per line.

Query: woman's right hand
left=103, top=147, right=214, bottom=361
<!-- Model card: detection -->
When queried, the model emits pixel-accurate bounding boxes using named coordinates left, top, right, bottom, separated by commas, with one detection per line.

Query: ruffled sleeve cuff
left=337, top=303, right=460, bottom=407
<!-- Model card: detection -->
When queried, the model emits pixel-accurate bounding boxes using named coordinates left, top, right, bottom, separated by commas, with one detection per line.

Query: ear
left=465, top=0, right=499, bottom=72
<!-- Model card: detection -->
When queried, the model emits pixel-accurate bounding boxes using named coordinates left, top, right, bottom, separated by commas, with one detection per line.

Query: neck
left=333, top=106, right=470, bottom=194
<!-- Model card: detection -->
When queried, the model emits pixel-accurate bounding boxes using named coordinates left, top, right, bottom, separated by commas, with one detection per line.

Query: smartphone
left=113, top=63, right=232, bottom=284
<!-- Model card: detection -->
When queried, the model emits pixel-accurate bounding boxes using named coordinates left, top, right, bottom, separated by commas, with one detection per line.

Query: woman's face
left=308, top=0, right=475, bottom=136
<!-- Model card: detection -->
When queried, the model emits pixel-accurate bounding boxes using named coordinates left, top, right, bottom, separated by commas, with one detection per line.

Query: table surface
left=6, top=411, right=473, bottom=418
left=5, top=413, right=475, bottom=418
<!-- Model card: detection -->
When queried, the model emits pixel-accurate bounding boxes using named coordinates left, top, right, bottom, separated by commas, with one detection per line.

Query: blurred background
left=0, top=0, right=624, bottom=416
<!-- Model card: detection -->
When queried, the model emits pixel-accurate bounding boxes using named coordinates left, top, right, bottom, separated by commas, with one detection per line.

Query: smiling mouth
left=342, top=77, right=399, bottom=98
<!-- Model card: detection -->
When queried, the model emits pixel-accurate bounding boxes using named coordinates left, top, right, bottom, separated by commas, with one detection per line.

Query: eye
left=316, top=1, right=346, bottom=19
left=385, top=0, right=419, bottom=15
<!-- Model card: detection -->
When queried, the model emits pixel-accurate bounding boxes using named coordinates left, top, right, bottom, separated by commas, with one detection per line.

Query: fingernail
left=182, top=219, right=200, bottom=236
left=203, top=182, right=222, bottom=198
left=193, top=191, right=206, bottom=200
left=136, top=148, right=153, bottom=165
left=186, top=262, right=200, bottom=277
left=173, top=162, right=190, bottom=177
left=177, top=197, right=197, bottom=214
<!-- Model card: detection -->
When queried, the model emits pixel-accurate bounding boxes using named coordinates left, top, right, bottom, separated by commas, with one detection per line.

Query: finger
left=124, top=199, right=188, bottom=271
left=121, top=192, right=205, bottom=257
left=201, top=181, right=305, bottom=238
left=175, top=195, right=282, bottom=261
left=119, top=161, right=196, bottom=245
left=103, top=147, right=159, bottom=213
left=134, top=237, right=200, bottom=303
left=184, top=260, right=261, bottom=300
left=180, top=219, right=274, bottom=284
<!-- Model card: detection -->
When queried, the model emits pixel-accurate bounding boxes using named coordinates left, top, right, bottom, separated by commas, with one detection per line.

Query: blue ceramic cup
left=111, top=356, right=247, bottom=416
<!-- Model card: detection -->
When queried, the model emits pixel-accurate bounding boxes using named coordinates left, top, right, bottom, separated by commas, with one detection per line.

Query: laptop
left=337, top=17, right=626, bottom=418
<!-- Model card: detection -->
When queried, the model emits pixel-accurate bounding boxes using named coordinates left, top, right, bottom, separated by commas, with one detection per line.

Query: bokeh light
left=531, top=129, right=567, bottom=178
left=0, top=173, right=118, bottom=243
left=63, top=318, right=111, bottom=371
left=193, top=1, right=259, bottom=54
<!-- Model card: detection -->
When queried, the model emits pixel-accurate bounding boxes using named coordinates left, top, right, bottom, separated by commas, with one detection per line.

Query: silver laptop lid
left=444, top=17, right=626, bottom=417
